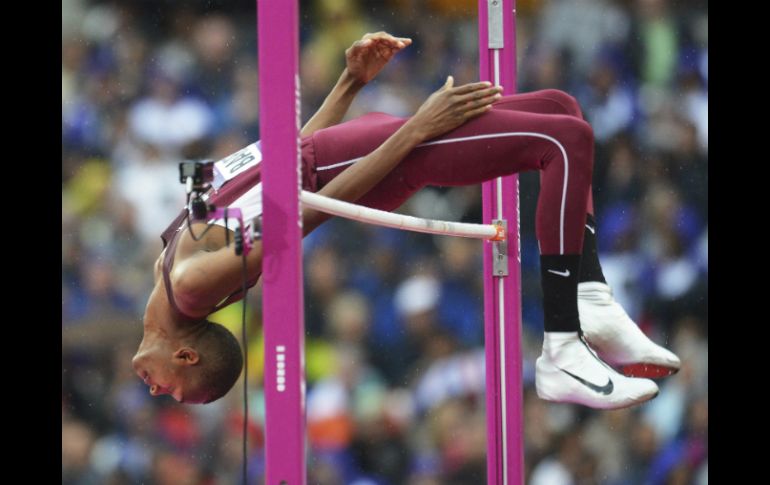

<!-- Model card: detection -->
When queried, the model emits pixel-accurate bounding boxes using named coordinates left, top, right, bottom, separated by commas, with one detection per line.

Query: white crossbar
left=301, top=190, right=503, bottom=241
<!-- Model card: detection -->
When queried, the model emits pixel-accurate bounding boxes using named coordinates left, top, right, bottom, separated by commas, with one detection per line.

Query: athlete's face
left=132, top=349, right=207, bottom=404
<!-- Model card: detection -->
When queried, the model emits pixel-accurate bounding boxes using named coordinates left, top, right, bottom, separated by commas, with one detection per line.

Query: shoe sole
left=607, top=389, right=660, bottom=410
left=537, top=386, right=659, bottom=410
left=621, top=363, right=679, bottom=379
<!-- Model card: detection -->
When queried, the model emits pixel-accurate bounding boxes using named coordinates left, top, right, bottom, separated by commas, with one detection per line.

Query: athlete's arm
left=170, top=234, right=265, bottom=319
left=302, top=77, right=502, bottom=233
left=301, top=32, right=412, bottom=137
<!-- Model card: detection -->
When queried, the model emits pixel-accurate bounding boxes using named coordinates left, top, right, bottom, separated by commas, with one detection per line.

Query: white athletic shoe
left=578, top=282, right=681, bottom=378
left=535, top=332, right=659, bottom=410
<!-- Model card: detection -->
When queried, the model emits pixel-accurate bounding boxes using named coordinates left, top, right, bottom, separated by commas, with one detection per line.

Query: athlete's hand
left=407, top=76, right=503, bottom=141
left=345, top=32, right=412, bottom=85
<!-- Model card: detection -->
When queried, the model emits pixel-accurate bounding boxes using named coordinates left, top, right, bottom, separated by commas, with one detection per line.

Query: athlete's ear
left=174, top=347, right=200, bottom=365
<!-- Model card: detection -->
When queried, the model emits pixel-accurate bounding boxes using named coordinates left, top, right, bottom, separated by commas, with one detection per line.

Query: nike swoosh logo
left=585, top=224, right=596, bottom=234
left=547, top=269, right=571, bottom=277
left=559, top=369, right=614, bottom=395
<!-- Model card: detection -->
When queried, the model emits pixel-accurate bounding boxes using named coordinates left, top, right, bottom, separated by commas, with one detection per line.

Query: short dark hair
left=191, top=321, right=243, bottom=403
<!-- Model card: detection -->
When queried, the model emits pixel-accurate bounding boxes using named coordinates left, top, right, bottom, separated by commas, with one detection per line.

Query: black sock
left=540, top=254, right=582, bottom=332
left=578, top=214, right=607, bottom=284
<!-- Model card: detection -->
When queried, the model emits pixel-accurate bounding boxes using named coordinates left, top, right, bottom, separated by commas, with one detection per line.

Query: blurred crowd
left=62, top=0, right=708, bottom=484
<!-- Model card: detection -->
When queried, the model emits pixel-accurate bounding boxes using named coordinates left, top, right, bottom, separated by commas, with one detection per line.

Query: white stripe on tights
left=315, top=131, right=570, bottom=254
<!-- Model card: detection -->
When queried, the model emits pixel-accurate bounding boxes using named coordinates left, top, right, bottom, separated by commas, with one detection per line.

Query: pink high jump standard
left=258, top=0, right=523, bottom=483
left=258, top=0, right=305, bottom=483
left=478, top=1, right=524, bottom=484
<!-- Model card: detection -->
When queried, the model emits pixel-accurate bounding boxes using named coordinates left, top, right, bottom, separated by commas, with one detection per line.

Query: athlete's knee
left=575, top=117, right=594, bottom=144
left=559, top=116, right=593, bottom=145
left=536, top=89, right=583, bottom=118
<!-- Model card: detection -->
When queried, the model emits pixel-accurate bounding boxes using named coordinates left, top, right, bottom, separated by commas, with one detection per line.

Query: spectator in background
left=426, top=398, right=487, bottom=483
left=62, top=419, right=101, bottom=485
left=374, top=274, right=444, bottom=385
left=601, top=135, right=644, bottom=205
left=126, top=64, right=214, bottom=158
left=668, top=121, right=707, bottom=219
left=577, top=53, right=636, bottom=144
left=211, top=60, right=262, bottom=140
left=625, top=418, right=662, bottom=484
left=630, top=0, right=681, bottom=89
left=536, top=0, right=630, bottom=79
left=301, top=0, right=371, bottom=112
left=520, top=45, right=569, bottom=92
left=434, top=236, right=484, bottom=344
left=305, top=244, right=346, bottom=337
left=583, top=408, right=636, bottom=483
left=413, top=342, right=485, bottom=413
left=112, top=148, right=185, bottom=247
left=191, top=14, right=239, bottom=103
left=638, top=183, right=705, bottom=328
left=678, top=59, right=708, bottom=155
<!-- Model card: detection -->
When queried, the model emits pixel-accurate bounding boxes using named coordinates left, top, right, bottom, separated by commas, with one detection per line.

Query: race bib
left=212, top=141, right=262, bottom=189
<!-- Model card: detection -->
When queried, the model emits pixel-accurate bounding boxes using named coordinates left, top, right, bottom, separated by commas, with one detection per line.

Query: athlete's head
left=132, top=321, right=243, bottom=404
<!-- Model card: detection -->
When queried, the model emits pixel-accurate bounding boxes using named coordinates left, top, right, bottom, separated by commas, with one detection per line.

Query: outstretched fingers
left=454, top=85, right=503, bottom=117
left=362, top=31, right=412, bottom=48
left=455, top=85, right=503, bottom=102
left=451, top=81, right=495, bottom=95
left=462, top=102, right=495, bottom=119
left=347, top=32, right=412, bottom=61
